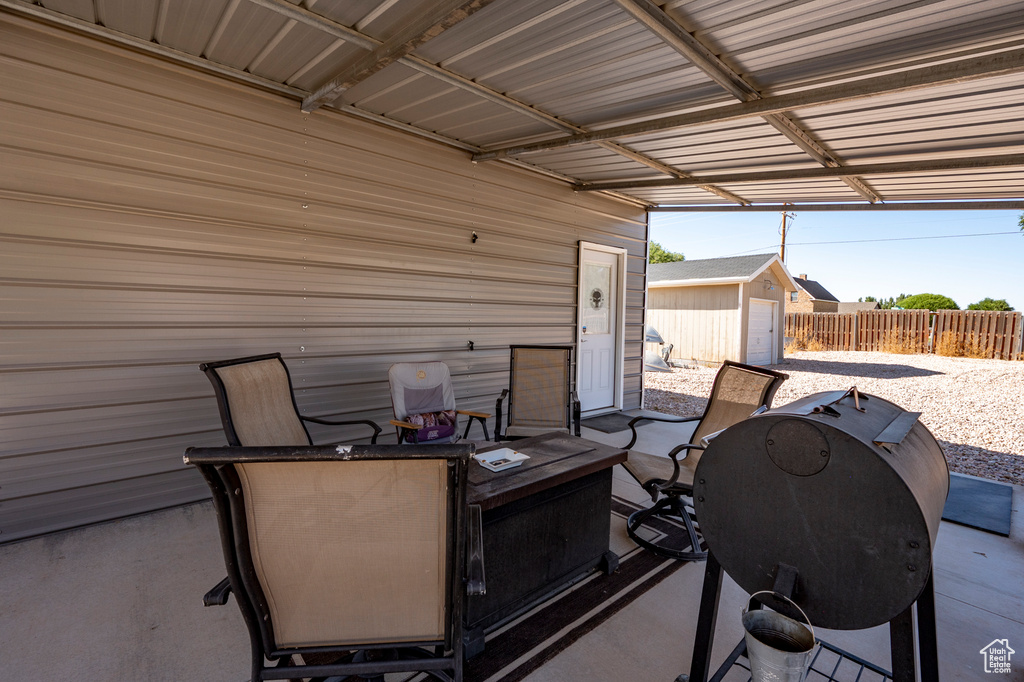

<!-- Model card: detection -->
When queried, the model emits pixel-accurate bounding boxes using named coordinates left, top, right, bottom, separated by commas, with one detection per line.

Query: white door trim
left=578, top=241, right=627, bottom=416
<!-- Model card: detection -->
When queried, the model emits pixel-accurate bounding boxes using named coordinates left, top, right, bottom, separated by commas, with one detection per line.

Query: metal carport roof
left=3, top=0, right=1023, bottom=210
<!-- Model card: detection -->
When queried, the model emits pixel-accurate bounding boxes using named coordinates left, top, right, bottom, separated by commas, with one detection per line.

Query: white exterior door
left=578, top=243, right=624, bottom=413
left=747, top=299, right=776, bottom=366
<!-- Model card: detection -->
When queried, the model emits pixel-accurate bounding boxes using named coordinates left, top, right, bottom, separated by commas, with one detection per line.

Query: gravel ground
left=643, top=350, right=1024, bottom=486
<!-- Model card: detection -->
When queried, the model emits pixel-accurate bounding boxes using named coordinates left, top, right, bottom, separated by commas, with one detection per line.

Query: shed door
left=747, top=300, right=776, bottom=366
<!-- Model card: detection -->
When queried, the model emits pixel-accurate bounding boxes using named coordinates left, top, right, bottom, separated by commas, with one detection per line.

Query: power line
left=724, top=230, right=1020, bottom=256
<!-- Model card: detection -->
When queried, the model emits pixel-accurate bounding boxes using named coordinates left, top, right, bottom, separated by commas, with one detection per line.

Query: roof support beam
left=472, top=47, right=1024, bottom=161
left=608, top=0, right=881, bottom=201
left=249, top=0, right=745, bottom=203
left=649, top=201, right=1024, bottom=212
left=575, top=153, right=1024, bottom=190
left=301, top=0, right=497, bottom=112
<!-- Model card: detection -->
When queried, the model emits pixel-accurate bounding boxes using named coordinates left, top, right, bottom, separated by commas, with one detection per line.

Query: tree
left=896, top=293, right=959, bottom=311
left=649, top=241, right=684, bottom=263
left=968, top=297, right=1014, bottom=311
left=860, top=294, right=905, bottom=309
left=1019, top=211, right=1023, bottom=233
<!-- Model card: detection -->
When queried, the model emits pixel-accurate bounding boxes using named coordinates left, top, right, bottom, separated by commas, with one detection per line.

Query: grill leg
left=917, top=573, right=940, bottom=682
left=684, top=552, right=724, bottom=682
left=890, top=605, right=916, bottom=682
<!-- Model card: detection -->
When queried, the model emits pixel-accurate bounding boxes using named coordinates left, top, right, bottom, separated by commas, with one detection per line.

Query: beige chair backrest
left=690, top=363, right=781, bottom=449
left=236, top=458, right=450, bottom=647
left=508, top=346, right=571, bottom=433
left=211, top=358, right=310, bottom=446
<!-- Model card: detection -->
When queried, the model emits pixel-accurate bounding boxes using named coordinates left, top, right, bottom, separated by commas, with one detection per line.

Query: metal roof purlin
left=574, top=154, right=1024, bottom=191
left=300, top=0, right=498, bottom=113
left=648, top=202, right=1024, bottom=212
left=472, top=47, right=1024, bottom=161
left=247, top=0, right=747, bottom=203
left=244, top=1, right=741, bottom=202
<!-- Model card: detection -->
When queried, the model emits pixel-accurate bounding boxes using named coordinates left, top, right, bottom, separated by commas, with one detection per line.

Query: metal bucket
left=742, top=592, right=816, bottom=682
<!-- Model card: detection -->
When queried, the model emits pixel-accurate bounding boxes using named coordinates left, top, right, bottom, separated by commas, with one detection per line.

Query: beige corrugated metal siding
left=647, top=284, right=740, bottom=366
left=0, top=15, right=647, bottom=542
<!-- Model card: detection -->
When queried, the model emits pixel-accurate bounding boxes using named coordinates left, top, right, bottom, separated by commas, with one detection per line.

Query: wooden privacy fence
left=932, top=310, right=1023, bottom=361
left=786, top=312, right=856, bottom=351
left=857, top=309, right=931, bottom=353
left=785, top=310, right=1023, bottom=360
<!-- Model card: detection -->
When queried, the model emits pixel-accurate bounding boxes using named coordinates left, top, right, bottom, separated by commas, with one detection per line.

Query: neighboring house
left=788, top=274, right=840, bottom=312
left=838, top=301, right=881, bottom=313
left=647, top=254, right=799, bottom=366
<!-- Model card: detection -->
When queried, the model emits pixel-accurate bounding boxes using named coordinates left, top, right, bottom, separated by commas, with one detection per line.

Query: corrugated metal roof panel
left=16, top=0, right=1024, bottom=207
left=153, top=0, right=230, bottom=56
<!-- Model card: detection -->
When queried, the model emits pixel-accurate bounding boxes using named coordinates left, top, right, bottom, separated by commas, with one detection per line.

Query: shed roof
left=796, top=277, right=839, bottom=302
left=6, top=0, right=1023, bottom=211
left=650, top=254, right=777, bottom=282
left=648, top=253, right=799, bottom=290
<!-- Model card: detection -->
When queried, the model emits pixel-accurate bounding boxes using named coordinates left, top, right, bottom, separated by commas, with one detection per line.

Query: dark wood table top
left=467, top=432, right=627, bottom=511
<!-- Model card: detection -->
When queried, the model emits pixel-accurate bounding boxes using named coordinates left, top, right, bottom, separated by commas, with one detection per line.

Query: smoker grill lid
left=693, top=390, right=949, bottom=630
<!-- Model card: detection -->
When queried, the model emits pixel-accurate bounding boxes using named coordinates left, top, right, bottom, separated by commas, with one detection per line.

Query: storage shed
left=647, top=254, right=799, bottom=366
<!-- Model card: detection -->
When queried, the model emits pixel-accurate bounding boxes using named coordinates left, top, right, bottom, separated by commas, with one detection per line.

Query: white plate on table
left=474, top=448, right=530, bottom=472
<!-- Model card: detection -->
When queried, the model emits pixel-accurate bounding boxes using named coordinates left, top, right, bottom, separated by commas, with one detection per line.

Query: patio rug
left=461, top=496, right=692, bottom=682
left=941, top=472, right=1013, bottom=536
left=580, top=412, right=646, bottom=434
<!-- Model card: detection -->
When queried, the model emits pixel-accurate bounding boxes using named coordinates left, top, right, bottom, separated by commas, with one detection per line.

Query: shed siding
left=0, top=16, right=647, bottom=542
left=647, top=284, right=740, bottom=365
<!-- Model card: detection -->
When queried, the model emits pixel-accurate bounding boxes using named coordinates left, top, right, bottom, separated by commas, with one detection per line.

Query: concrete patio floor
left=0, top=417, right=1020, bottom=680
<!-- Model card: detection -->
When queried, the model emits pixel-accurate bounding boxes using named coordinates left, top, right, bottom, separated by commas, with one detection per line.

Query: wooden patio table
left=463, top=431, right=627, bottom=657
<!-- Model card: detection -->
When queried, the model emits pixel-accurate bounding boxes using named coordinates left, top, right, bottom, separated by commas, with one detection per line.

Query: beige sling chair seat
left=494, top=345, right=581, bottom=441
left=200, top=352, right=382, bottom=447
left=622, top=360, right=787, bottom=561
left=186, top=443, right=485, bottom=682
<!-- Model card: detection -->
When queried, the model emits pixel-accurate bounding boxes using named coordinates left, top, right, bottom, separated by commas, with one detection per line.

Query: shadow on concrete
left=781, top=358, right=943, bottom=378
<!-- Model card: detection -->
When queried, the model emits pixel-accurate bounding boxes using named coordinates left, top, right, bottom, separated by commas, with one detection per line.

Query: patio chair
left=388, top=362, right=491, bottom=444
left=622, top=360, right=787, bottom=561
left=185, top=443, right=484, bottom=682
left=200, top=352, right=381, bottom=446
left=494, top=345, right=581, bottom=440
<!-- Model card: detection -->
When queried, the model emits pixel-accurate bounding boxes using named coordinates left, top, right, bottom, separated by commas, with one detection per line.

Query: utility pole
left=779, top=207, right=795, bottom=262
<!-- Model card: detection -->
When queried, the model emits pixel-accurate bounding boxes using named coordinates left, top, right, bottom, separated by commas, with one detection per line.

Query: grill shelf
left=704, top=638, right=893, bottom=682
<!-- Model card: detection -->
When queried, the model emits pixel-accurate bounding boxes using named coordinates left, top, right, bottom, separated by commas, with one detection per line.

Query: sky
left=649, top=209, right=1024, bottom=311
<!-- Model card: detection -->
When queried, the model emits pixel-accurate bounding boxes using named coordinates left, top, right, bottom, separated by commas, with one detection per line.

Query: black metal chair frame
left=623, top=360, right=787, bottom=561
left=186, top=443, right=485, bottom=682
left=494, top=344, right=581, bottom=441
left=200, top=352, right=382, bottom=446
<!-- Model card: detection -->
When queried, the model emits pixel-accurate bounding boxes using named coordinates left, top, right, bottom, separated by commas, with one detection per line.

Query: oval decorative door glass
left=583, top=263, right=611, bottom=335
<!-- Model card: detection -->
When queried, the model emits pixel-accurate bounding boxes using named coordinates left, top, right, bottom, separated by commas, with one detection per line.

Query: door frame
left=577, top=241, right=627, bottom=416
left=746, top=297, right=778, bottom=365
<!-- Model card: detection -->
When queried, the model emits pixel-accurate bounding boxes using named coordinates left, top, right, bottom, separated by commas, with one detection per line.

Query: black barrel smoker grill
left=685, top=389, right=949, bottom=682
